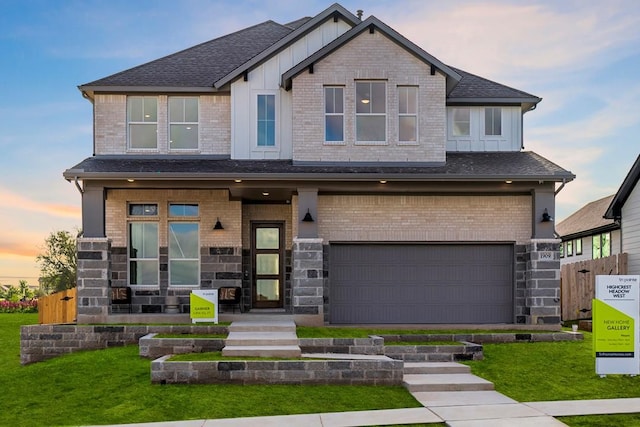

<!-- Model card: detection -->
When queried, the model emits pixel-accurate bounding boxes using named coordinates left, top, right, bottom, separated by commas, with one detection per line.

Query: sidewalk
left=95, top=396, right=640, bottom=426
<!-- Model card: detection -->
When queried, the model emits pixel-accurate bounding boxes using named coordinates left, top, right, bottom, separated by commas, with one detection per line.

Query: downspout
left=552, top=179, right=567, bottom=238
left=73, top=176, right=84, bottom=194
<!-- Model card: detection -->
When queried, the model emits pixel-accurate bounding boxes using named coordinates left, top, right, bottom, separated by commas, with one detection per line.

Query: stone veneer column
left=524, top=239, right=561, bottom=325
left=76, top=237, right=111, bottom=322
left=292, top=238, right=324, bottom=317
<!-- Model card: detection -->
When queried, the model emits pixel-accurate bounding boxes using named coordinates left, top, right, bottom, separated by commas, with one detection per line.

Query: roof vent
left=356, top=9, right=363, bottom=20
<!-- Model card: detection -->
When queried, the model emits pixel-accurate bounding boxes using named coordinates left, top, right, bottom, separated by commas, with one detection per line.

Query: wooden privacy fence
left=560, top=253, right=628, bottom=321
left=38, top=288, right=77, bottom=324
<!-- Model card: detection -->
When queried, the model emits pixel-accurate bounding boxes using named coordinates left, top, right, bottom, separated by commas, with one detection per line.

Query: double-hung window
left=169, top=97, right=198, bottom=150
left=398, top=86, right=417, bottom=143
left=356, top=81, right=386, bottom=143
left=592, top=232, right=611, bottom=259
left=168, top=204, right=200, bottom=286
left=127, top=96, right=157, bottom=149
left=324, top=87, right=344, bottom=143
left=452, top=108, right=470, bottom=136
left=128, top=203, right=159, bottom=286
left=485, top=107, right=502, bottom=136
left=257, top=94, right=275, bottom=147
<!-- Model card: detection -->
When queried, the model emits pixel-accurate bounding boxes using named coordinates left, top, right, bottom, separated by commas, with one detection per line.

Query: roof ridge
left=80, top=20, right=291, bottom=88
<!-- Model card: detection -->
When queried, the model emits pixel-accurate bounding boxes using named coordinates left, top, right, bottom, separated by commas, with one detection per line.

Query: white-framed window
left=484, top=107, right=502, bottom=136
left=324, top=86, right=344, bottom=143
left=398, top=86, right=417, bottom=143
left=128, top=203, right=158, bottom=216
left=127, top=96, right=157, bottom=149
left=575, top=238, right=583, bottom=255
left=356, top=81, right=386, bottom=143
left=168, top=203, right=200, bottom=287
left=128, top=222, right=159, bottom=286
left=257, top=94, right=276, bottom=147
left=567, top=240, right=573, bottom=257
left=169, top=97, right=199, bottom=150
left=593, top=232, right=611, bottom=259
left=452, top=108, right=470, bottom=136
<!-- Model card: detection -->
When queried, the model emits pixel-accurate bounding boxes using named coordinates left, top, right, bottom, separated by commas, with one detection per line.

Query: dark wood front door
left=251, top=222, right=284, bottom=308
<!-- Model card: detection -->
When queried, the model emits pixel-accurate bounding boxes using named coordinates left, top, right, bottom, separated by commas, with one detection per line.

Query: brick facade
left=292, top=30, right=446, bottom=163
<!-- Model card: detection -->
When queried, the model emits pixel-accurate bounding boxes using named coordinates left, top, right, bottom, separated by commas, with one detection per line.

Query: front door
left=251, top=222, right=284, bottom=308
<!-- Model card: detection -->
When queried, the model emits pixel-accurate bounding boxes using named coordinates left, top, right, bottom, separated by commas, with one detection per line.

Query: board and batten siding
left=560, top=229, right=622, bottom=265
left=231, top=19, right=352, bottom=160
left=622, top=182, right=640, bottom=274
left=446, top=106, right=521, bottom=152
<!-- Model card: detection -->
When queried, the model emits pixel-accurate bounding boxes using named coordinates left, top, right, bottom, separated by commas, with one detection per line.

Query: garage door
left=329, top=244, right=514, bottom=324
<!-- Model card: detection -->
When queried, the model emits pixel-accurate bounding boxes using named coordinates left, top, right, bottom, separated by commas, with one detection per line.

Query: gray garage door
left=329, top=244, right=514, bottom=324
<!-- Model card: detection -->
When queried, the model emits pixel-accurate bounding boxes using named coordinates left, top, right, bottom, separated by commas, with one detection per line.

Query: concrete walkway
left=95, top=361, right=640, bottom=427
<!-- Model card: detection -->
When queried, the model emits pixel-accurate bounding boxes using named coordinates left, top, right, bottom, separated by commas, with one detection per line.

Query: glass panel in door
left=252, top=223, right=284, bottom=308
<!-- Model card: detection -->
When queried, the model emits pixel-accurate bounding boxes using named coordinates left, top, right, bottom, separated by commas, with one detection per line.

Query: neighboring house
left=556, top=195, right=621, bottom=265
left=605, top=155, right=640, bottom=275
left=64, top=4, right=574, bottom=326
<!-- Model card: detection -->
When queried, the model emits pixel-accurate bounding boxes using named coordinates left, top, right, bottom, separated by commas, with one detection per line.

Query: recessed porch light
left=379, top=180, right=387, bottom=184
left=127, top=179, right=135, bottom=182
left=505, top=180, right=513, bottom=184
left=262, top=192, right=270, bottom=196
left=234, top=179, right=243, bottom=183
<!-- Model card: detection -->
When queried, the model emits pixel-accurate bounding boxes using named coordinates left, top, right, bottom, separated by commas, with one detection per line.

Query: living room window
left=356, top=81, right=386, bottom=143
left=257, top=94, right=275, bottom=147
left=168, top=203, right=200, bottom=286
left=485, top=107, right=502, bottom=136
left=452, top=108, right=470, bottom=136
left=127, top=96, right=157, bottom=149
left=324, top=87, right=344, bottom=143
left=592, top=232, right=611, bottom=259
left=398, top=86, right=417, bottom=143
left=128, top=222, right=159, bottom=286
left=169, top=97, right=198, bottom=150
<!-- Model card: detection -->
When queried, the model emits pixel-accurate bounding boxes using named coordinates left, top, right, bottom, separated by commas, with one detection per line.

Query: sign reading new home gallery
left=190, top=290, right=218, bottom=324
left=593, top=275, right=639, bottom=376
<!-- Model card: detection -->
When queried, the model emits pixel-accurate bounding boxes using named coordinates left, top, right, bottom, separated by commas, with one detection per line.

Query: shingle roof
left=81, top=21, right=294, bottom=89
left=64, top=151, right=574, bottom=181
left=556, top=195, right=618, bottom=238
left=448, top=68, right=539, bottom=101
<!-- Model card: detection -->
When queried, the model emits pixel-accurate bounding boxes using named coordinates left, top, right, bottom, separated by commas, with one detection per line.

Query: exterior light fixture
left=262, top=192, right=270, bottom=196
left=234, top=179, right=242, bottom=183
left=127, top=179, right=135, bottom=182
left=505, top=180, right=513, bottom=184
left=379, top=180, right=387, bottom=184
left=541, top=208, right=553, bottom=223
left=213, top=218, right=224, bottom=230
left=302, top=209, right=314, bottom=222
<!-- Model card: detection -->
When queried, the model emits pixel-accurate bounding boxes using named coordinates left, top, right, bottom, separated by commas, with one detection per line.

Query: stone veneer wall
left=292, top=238, right=324, bottom=317
left=77, top=238, right=111, bottom=318
left=524, top=239, right=562, bottom=324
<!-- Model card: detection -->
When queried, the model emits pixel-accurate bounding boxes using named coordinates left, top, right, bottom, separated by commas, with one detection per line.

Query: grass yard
left=0, top=314, right=419, bottom=426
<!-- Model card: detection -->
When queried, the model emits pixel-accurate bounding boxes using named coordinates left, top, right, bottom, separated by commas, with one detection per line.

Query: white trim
left=355, top=81, right=387, bottom=144
left=397, top=85, right=418, bottom=145
left=324, top=86, right=345, bottom=144
left=127, top=96, right=159, bottom=151
left=168, top=96, right=200, bottom=152
left=127, top=221, right=160, bottom=287
left=168, top=221, right=201, bottom=287
left=252, top=91, right=279, bottom=151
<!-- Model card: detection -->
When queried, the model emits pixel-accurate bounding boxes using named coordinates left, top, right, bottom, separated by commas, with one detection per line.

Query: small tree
left=36, top=230, right=78, bottom=294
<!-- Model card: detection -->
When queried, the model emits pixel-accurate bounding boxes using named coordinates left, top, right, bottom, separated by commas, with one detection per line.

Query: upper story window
left=484, top=107, right=502, bottom=136
left=356, top=81, right=386, bottom=143
left=452, top=108, right=470, bottom=136
left=169, top=97, right=198, bottom=150
left=257, top=94, right=275, bottom=147
left=324, top=87, right=344, bottom=143
left=593, top=232, right=611, bottom=259
left=127, top=96, right=157, bottom=149
left=398, top=86, right=417, bottom=143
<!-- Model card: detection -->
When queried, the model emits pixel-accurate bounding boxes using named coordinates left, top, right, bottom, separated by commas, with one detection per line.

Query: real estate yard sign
left=593, top=275, right=639, bottom=376
left=190, top=289, right=218, bottom=324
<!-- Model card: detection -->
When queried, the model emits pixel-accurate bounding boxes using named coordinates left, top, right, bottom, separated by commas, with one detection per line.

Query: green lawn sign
left=190, top=290, right=218, bottom=324
left=593, top=275, right=639, bottom=376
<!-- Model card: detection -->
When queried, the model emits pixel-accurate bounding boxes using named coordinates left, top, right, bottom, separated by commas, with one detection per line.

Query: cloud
left=0, top=240, right=39, bottom=259
left=0, top=187, right=80, bottom=219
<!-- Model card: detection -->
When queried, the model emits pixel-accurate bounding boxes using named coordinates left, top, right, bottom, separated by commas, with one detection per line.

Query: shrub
left=0, top=299, right=38, bottom=313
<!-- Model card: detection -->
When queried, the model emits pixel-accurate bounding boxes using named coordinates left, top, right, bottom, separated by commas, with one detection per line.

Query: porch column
left=297, top=188, right=318, bottom=238
left=292, top=238, right=324, bottom=322
left=524, top=239, right=561, bottom=324
left=82, top=182, right=106, bottom=238
left=76, top=237, right=111, bottom=323
left=532, top=186, right=555, bottom=239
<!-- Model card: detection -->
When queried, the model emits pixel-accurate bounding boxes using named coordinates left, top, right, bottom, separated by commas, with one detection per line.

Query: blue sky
left=1, top=0, right=639, bottom=285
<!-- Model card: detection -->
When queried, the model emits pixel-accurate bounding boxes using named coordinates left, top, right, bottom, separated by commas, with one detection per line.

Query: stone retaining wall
left=298, top=337, right=385, bottom=355
left=139, top=333, right=226, bottom=359
left=151, top=357, right=404, bottom=385
left=20, top=325, right=228, bottom=365
left=384, top=343, right=483, bottom=362
left=379, top=332, right=582, bottom=344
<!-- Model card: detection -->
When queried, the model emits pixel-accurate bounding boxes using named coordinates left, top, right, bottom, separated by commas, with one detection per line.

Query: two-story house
left=64, top=3, right=574, bottom=326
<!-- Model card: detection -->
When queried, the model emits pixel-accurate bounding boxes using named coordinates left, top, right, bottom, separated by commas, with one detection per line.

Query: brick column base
left=76, top=237, right=111, bottom=322
left=292, top=238, right=324, bottom=319
left=524, top=239, right=561, bottom=325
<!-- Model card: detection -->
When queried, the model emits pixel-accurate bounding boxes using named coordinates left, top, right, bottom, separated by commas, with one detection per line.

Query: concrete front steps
left=403, top=361, right=494, bottom=392
left=221, top=320, right=301, bottom=357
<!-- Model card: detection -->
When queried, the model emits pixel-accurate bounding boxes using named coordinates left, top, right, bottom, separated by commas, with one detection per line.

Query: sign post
left=190, top=289, right=218, bottom=324
left=593, top=275, right=639, bottom=376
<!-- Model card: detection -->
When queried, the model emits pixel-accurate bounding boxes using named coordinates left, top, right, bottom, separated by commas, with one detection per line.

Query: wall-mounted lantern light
left=213, top=217, right=224, bottom=230
left=302, top=209, right=314, bottom=222
left=541, top=208, right=553, bottom=223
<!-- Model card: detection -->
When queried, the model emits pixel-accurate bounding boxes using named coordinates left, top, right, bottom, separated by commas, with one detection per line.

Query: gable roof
left=605, top=154, right=640, bottom=220
left=556, top=195, right=618, bottom=239
left=280, top=15, right=462, bottom=94
left=78, top=3, right=540, bottom=107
